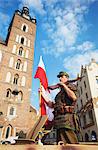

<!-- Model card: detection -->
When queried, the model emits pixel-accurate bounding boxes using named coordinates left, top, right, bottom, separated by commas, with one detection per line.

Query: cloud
left=41, top=0, right=96, bottom=56
left=63, top=50, right=98, bottom=77
left=18, top=0, right=45, bottom=14
left=70, top=41, right=95, bottom=53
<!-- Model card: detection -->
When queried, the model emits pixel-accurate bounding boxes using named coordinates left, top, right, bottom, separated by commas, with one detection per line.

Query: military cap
left=57, top=71, right=69, bottom=78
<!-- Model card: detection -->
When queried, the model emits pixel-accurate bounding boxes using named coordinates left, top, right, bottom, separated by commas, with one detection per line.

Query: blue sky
left=0, top=0, right=98, bottom=111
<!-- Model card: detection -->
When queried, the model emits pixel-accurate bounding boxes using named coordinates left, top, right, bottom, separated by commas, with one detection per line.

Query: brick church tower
left=0, top=7, right=37, bottom=140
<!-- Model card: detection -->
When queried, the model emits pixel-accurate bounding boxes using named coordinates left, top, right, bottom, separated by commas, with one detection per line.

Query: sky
left=0, top=0, right=98, bottom=111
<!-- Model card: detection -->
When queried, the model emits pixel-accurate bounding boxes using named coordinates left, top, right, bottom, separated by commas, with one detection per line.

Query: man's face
left=59, top=75, right=68, bottom=83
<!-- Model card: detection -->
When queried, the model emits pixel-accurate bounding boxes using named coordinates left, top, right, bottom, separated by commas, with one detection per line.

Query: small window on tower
left=21, top=37, right=24, bottom=44
left=19, top=47, right=23, bottom=56
left=23, top=25, right=26, bottom=32
left=13, top=74, right=19, bottom=85
left=6, top=89, right=11, bottom=98
left=16, top=59, right=21, bottom=69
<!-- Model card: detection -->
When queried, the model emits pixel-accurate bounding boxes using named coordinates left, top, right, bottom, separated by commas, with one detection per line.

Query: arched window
left=9, top=107, right=14, bottom=115
left=23, top=25, right=26, bottom=32
left=91, top=131, right=97, bottom=141
left=23, top=61, right=27, bottom=72
left=12, top=45, right=16, bottom=53
left=5, top=72, right=11, bottom=83
left=18, top=91, right=23, bottom=101
left=16, top=59, right=21, bottom=69
left=21, top=23, right=28, bottom=32
left=25, top=50, right=29, bottom=58
left=21, top=76, right=26, bottom=86
left=85, top=133, right=89, bottom=142
left=6, top=89, right=11, bottom=98
left=13, top=74, right=19, bottom=85
left=5, top=127, right=10, bottom=138
left=21, top=37, right=24, bottom=44
left=18, top=47, right=23, bottom=56
left=9, top=57, right=14, bottom=67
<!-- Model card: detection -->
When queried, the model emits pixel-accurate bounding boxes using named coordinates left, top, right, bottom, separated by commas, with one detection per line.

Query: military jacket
left=54, top=83, right=77, bottom=130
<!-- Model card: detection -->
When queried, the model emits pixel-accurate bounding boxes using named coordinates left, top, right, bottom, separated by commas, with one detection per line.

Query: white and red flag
left=34, top=56, right=54, bottom=122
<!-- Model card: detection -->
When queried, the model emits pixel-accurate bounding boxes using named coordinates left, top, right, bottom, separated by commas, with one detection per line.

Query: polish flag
left=34, top=56, right=48, bottom=90
left=34, top=56, right=54, bottom=122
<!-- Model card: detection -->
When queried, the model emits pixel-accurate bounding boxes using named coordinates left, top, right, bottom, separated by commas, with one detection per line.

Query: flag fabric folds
left=34, top=56, right=54, bottom=122
left=34, top=56, right=48, bottom=90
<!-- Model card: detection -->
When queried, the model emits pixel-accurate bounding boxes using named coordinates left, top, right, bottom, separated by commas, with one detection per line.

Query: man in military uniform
left=41, top=71, right=79, bottom=144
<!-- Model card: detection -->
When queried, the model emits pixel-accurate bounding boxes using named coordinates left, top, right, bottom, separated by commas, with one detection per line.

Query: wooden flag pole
left=39, top=82, right=42, bottom=116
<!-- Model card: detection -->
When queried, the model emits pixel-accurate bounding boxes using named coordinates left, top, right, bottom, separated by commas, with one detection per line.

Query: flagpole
left=39, top=82, right=42, bottom=116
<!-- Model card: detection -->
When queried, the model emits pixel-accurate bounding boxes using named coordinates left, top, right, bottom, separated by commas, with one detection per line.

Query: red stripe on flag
left=34, top=67, right=48, bottom=90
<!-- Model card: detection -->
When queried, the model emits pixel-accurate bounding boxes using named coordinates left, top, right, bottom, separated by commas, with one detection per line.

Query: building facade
left=75, top=59, right=98, bottom=142
left=0, top=7, right=37, bottom=140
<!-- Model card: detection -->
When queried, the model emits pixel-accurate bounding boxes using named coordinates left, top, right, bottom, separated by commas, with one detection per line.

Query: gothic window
left=5, top=127, right=10, bottom=138
left=6, top=89, right=11, bottom=98
left=88, top=110, right=94, bottom=123
left=84, top=81, right=86, bottom=88
left=83, top=115, right=86, bottom=127
left=12, top=45, right=16, bottom=53
left=85, top=133, right=89, bottom=142
left=13, top=74, right=19, bottom=85
left=21, top=37, right=24, bottom=44
left=16, top=59, right=21, bottom=69
left=21, top=76, right=26, bottom=86
left=23, top=61, right=27, bottom=72
left=18, top=91, right=23, bottom=101
left=21, top=23, right=28, bottom=32
left=18, top=47, right=23, bottom=56
left=9, top=57, right=14, bottom=67
left=9, top=107, right=14, bottom=115
left=86, top=93, right=88, bottom=100
left=5, top=72, right=11, bottom=83
left=28, top=40, right=30, bottom=47
left=16, top=35, right=19, bottom=42
left=25, top=50, right=29, bottom=58
left=23, top=25, right=26, bottom=32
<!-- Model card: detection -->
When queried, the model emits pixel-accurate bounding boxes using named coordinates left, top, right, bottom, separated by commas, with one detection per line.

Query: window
left=21, top=37, right=24, bottom=44
left=21, top=23, right=28, bottom=32
left=13, top=74, right=19, bottom=85
left=16, top=35, right=19, bottom=42
left=88, top=110, right=93, bottom=123
left=18, top=91, right=23, bottom=101
left=84, top=81, right=86, bottom=88
left=23, top=25, right=26, bottom=32
left=83, top=115, right=86, bottom=127
left=85, top=133, right=89, bottom=142
left=5, top=127, right=10, bottom=138
left=80, top=99, right=83, bottom=107
left=12, top=45, right=16, bottom=53
left=18, top=47, right=23, bottom=56
left=80, top=87, right=83, bottom=94
left=86, top=93, right=88, bottom=100
left=6, top=89, right=11, bottom=98
left=23, top=61, right=27, bottom=72
left=9, top=57, right=14, bottom=67
left=16, top=59, right=21, bottom=69
left=9, top=107, right=14, bottom=115
left=25, top=50, right=29, bottom=58
left=5, top=72, right=11, bottom=83
left=21, top=76, right=26, bottom=86
left=28, top=40, right=30, bottom=47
